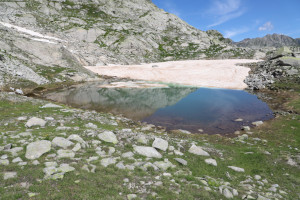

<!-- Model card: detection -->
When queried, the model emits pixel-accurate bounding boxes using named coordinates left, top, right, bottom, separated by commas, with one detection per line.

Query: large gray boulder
left=25, top=140, right=51, bottom=160
left=279, top=57, right=300, bottom=67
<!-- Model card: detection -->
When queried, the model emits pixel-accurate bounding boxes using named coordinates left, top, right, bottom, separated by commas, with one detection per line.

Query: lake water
left=44, top=82, right=274, bottom=134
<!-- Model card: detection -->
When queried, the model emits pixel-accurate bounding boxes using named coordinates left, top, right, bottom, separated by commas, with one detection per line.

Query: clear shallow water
left=44, top=82, right=274, bottom=135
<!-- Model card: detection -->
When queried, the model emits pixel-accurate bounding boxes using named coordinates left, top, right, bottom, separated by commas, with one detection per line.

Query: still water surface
left=44, top=82, right=274, bottom=134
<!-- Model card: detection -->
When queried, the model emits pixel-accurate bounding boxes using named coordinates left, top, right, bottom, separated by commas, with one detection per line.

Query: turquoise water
left=44, top=82, right=274, bottom=134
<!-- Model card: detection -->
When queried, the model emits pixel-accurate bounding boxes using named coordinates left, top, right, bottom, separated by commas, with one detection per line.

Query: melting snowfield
left=85, top=59, right=261, bottom=90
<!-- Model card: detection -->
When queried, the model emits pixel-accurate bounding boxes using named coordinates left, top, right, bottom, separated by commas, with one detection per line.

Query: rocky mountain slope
left=236, top=34, right=300, bottom=48
left=0, top=0, right=253, bottom=89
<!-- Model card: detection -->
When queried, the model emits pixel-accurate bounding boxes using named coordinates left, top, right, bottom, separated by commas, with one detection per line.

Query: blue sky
left=152, top=0, right=300, bottom=41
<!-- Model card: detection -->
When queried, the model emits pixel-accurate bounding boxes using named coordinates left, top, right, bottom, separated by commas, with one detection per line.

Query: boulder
left=98, top=131, right=118, bottom=144
left=174, top=158, right=187, bottom=166
left=252, top=121, right=264, bottom=126
left=25, top=140, right=51, bottom=160
left=25, top=117, right=47, bottom=128
left=205, top=158, right=217, bottom=166
left=57, top=149, right=75, bottom=159
left=101, top=157, right=117, bottom=167
left=153, top=160, right=175, bottom=171
left=133, top=146, right=162, bottom=158
left=41, top=103, right=62, bottom=108
left=279, top=57, right=300, bottom=67
left=152, top=138, right=168, bottom=151
left=188, top=144, right=210, bottom=156
left=52, top=137, right=74, bottom=149
left=223, top=188, right=233, bottom=199
left=4, top=172, right=17, bottom=180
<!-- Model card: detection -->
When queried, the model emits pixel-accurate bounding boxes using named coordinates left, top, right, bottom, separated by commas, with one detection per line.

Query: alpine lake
left=43, top=80, right=274, bottom=135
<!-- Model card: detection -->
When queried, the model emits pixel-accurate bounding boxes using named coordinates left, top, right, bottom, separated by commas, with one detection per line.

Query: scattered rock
left=25, top=117, right=47, bottom=128
left=57, top=149, right=75, bottom=159
left=174, top=158, right=187, bottom=166
left=98, top=131, right=118, bottom=144
left=241, top=126, right=250, bottom=131
left=136, top=135, right=148, bottom=144
left=4, top=172, right=17, bottom=180
left=72, top=143, right=81, bottom=152
left=101, top=157, right=117, bottom=167
left=223, top=188, right=233, bottom=199
left=52, top=137, right=74, bottom=149
left=127, top=194, right=137, bottom=200
left=25, top=140, right=51, bottom=160
left=228, top=166, right=245, bottom=172
left=41, top=103, right=62, bottom=108
left=0, top=159, right=9, bottom=165
left=133, top=146, right=162, bottom=158
left=205, top=158, right=217, bottom=166
left=154, top=159, right=175, bottom=171
left=188, top=144, right=210, bottom=156
left=152, top=137, right=168, bottom=151
left=252, top=121, right=264, bottom=126
left=122, top=152, right=134, bottom=158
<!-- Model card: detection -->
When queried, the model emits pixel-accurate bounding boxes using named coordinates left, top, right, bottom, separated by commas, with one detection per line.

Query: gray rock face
left=133, top=146, right=162, bottom=158
left=188, top=144, right=210, bottom=156
left=25, top=140, right=51, bottom=160
left=25, top=117, right=47, bottom=128
left=152, top=138, right=168, bottom=151
left=98, top=131, right=118, bottom=144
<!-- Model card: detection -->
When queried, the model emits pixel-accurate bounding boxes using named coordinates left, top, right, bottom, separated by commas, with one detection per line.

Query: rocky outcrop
left=236, top=34, right=300, bottom=48
left=245, top=47, right=300, bottom=90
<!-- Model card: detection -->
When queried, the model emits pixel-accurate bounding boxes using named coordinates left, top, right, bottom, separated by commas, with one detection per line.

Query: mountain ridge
left=235, top=33, right=300, bottom=48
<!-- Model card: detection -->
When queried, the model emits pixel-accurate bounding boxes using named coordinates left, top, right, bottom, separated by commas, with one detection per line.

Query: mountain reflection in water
left=44, top=82, right=273, bottom=134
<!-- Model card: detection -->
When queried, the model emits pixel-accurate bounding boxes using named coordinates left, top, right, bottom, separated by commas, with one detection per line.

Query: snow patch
left=0, top=21, right=65, bottom=44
